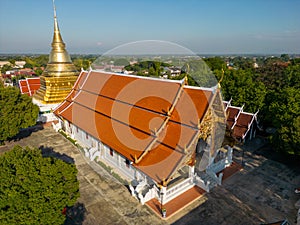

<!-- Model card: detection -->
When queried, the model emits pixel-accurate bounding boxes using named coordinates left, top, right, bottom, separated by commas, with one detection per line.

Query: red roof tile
left=232, top=112, right=254, bottom=139
left=225, top=103, right=256, bottom=140
left=18, top=77, right=41, bottom=96
left=226, top=106, right=240, bottom=129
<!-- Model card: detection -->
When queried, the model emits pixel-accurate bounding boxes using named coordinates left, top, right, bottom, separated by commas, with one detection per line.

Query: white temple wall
left=70, top=124, right=96, bottom=148
left=63, top=123, right=146, bottom=182
left=102, top=146, right=137, bottom=180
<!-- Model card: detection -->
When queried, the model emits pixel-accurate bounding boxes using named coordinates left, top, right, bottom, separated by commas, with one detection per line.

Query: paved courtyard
left=1, top=126, right=299, bottom=225
left=172, top=140, right=300, bottom=225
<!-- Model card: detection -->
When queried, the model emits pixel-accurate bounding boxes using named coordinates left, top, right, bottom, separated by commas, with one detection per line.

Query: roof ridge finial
left=184, top=63, right=189, bottom=85
left=218, top=67, right=224, bottom=88
left=52, top=0, right=59, bottom=32
left=52, top=0, right=57, bottom=19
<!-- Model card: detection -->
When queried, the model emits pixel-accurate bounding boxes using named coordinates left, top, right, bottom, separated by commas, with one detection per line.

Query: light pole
left=160, top=189, right=166, bottom=217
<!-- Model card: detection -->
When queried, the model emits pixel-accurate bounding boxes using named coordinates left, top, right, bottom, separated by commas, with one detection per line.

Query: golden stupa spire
left=47, top=0, right=74, bottom=67
left=33, top=0, right=79, bottom=104
left=52, top=0, right=65, bottom=52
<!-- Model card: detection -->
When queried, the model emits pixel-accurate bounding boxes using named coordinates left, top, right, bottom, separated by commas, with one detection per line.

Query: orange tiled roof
left=18, top=77, right=41, bottom=96
left=226, top=106, right=240, bottom=129
left=54, top=71, right=216, bottom=184
left=232, top=112, right=255, bottom=139
left=225, top=102, right=257, bottom=140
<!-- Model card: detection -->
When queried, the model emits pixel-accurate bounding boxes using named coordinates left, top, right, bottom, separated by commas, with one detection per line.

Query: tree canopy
left=0, top=86, right=39, bottom=143
left=204, top=55, right=300, bottom=155
left=0, top=145, right=80, bottom=224
left=219, top=68, right=266, bottom=113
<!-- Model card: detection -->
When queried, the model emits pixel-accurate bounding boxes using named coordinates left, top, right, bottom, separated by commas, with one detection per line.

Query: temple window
left=125, top=159, right=130, bottom=168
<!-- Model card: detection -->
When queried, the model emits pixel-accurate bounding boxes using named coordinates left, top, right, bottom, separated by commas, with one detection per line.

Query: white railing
left=206, top=170, right=223, bottom=185
left=165, top=177, right=194, bottom=203
left=52, top=121, right=61, bottom=132
left=139, top=186, right=158, bottom=205
left=195, top=176, right=210, bottom=192
left=208, top=146, right=233, bottom=173
left=135, top=179, right=147, bottom=194
left=84, top=148, right=90, bottom=158
left=89, top=147, right=100, bottom=161
left=142, top=189, right=153, bottom=204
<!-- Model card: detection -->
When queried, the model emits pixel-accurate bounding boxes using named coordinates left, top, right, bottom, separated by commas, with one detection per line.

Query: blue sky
left=0, top=0, right=299, bottom=54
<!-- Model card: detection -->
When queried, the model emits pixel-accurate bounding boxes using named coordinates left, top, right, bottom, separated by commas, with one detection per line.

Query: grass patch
left=58, top=129, right=83, bottom=151
left=97, top=159, right=128, bottom=185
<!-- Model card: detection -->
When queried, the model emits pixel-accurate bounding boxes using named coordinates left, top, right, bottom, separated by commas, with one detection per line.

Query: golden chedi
left=34, top=3, right=78, bottom=104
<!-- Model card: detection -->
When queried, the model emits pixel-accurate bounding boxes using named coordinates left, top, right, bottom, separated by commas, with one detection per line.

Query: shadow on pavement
left=39, top=145, right=75, bottom=164
left=64, top=202, right=87, bottom=225
left=8, top=124, right=44, bottom=142
left=253, top=144, right=300, bottom=171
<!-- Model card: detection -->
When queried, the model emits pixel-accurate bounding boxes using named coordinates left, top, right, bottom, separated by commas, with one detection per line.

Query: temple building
left=53, top=70, right=234, bottom=209
left=19, top=77, right=41, bottom=97
left=32, top=2, right=79, bottom=122
left=224, top=99, right=259, bottom=143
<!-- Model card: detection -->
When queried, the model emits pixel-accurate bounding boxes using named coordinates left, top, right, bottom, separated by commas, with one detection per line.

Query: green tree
left=73, top=58, right=91, bottom=71
left=182, top=59, right=217, bottom=87
left=1, top=64, right=13, bottom=74
left=270, top=116, right=300, bottom=156
left=267, top=87, right=300, bottom=155
left=284, top=64, right=300, bottom=88
left=0, top=145, right=80, bottom=224
left=148, top=66, right=156, bottom=76
left=280, top=53, right=290, bottom=62
left=35, top=55, right=48, bottom=67
left=220, top=69, right=266, bottom=113
left=34, top=67, right=43, bottom=76
left=231, top=56, right=254, bottom=70
left=203, top=57, right=226, bottom=71
left=9, top=59, right=16, bottom=67
left=0, top=86, right=39, bottom=143
left=255, top=63, right=287, bottom=91
left=113, top=58, right=130, bottom=66
left=254, top=59, right=300, bottom=155
left=23, top=62, right=33, bottom=69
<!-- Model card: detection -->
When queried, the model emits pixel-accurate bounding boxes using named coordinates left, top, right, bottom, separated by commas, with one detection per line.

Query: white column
left=118, top=154, right=121, bottom=166
left=71, top=124, right=75, bottom=139
left=189, top=166, right=195, bottom=178
left=226, top=146, right=233, bottom=166
left=160, top=186, right=167, bottom=205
